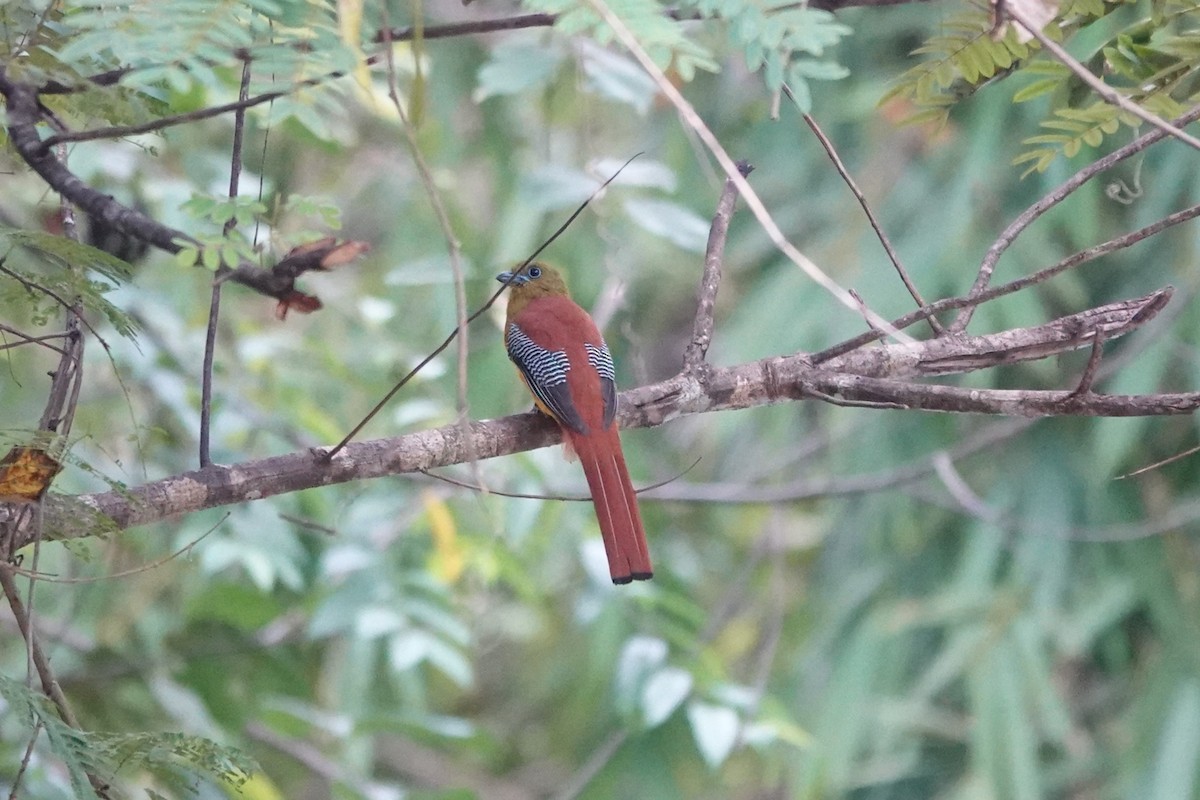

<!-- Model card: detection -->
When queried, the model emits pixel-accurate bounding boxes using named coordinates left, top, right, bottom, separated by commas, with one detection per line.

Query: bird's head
left=496, top=262, right=571, bottom=316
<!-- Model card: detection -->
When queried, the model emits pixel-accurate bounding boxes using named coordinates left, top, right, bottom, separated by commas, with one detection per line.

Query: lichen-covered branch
left=11, top=287, right=1187, bottom=548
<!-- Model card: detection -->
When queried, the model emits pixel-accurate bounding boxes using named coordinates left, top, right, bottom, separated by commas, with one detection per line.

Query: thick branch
left=11, top=288, right=1186, bottom=547
left=0, top=70, right=192, bottom=253
left=684, top=164, right=747, bottom=372
left=820, top=288, right=1170, bottom=378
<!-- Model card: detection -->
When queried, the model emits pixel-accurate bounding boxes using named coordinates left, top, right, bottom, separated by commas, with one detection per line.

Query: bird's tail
left=570, top=428, right=653, bottom=584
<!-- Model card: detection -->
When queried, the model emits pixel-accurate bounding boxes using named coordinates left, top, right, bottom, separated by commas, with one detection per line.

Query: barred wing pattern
left=506, top=322, right=589, bottom=434
left=584, top=342, right=617, bottom=429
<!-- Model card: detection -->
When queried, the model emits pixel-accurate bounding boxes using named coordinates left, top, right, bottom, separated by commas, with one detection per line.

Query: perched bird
left=497, top=262, right=652, bottom=584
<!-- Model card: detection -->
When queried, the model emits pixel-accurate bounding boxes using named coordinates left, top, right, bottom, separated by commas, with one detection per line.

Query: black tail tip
left=612, top=571, right=654, bottom=585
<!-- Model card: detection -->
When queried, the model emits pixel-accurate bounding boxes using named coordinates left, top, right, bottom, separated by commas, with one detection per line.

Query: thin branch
left=683, top=163, right=748, bottom=372
left=0, top=325, right=68, bottom=355
left=1118, top=442, right=1200, bottom=479
left=375, top=12, right=558, bottom=43
left=932, top=451, right=1001, bottom=521
left=549, top=731, right=630, bottom=800
left=8, top=719, right=43, bottom=800
left=0, top=568, right=74, bottom=723
left=645, top=418, right=1031, bottom=503
left=36, top=77, right=320, bottom=152
left=816, top=200, right=1200, bottom=363
left=322, top=157, right=639, bottom=460
left=581, top=0, right=916, bottom=345
left=418, top=456, right=701, bottom=500
left=0, top=69, right=196, bottom=253
left=0, top=264, right=108, bottom=349
left=381, top=15, right=478, bottom=486
left=1066, top=332, right=1106, bottom=397
left=792, top=96, right=942, bottom=334
left=4, top=514, right=223, bottom=584
left=1007, top=6, right=1200, bottom=152
left=200, top=59, right=252, bottom=468
left=950, top=101, right=1200, bottom=332
left=0, top=564, right=110, bottom=797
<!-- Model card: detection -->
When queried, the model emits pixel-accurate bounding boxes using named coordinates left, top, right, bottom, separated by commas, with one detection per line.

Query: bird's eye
left=528, top=266, right=542, bottom=279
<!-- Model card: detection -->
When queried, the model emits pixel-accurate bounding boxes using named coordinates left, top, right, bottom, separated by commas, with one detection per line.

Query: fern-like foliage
left=681, top=0, right=852, bottom=107
left=1, top=0, right=358, bottom=138
left=0, top=228, right=139, bottom=338
left=521, top=0, right=721, bottom=79
left=0, top=675, right=258, bottom=798
left=880, top=9, right=1034, bottom=126
left=885, top=0, right=1200, bottom=175
left=1014, top=101, right=1135, bottom=173
left=512, top=0, right=852, bottom=108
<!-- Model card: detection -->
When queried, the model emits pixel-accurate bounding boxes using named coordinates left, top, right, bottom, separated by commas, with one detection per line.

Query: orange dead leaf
left=319, top=241, right=370, bottom=269
left=284, top=237, right=337, bottom=259
left=275, top=291, right=324, bottom=320
left=0, top=446, right=62, bottom=504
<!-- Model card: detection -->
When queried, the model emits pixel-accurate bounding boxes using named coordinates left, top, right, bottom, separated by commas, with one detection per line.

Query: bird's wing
left=584, top=341, right=617, bottom=429
left=506, top=322, right=590, bottom=435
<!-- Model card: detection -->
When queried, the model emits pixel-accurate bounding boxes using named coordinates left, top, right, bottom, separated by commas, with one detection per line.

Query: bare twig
left=200, top=59, right=252, bottom=468
left=1118, top=442, right=1200, bottom=479
left=646, top=418, right=1030, bottom=503
left=380, top=14, right=478, bottom=486
left=951, top=102, right=1200, bottom=332
left=581, top=0, right=916, bottom=345
left=1066, top=333, right=1106, bottom=398
left=932, top=451, right=1001, bottom=521
left=683, top=163, right=748, bottom=372
left=9, top=719, right=43, bottom=800
left=418, top=456, right=701, bottom=500
left=36, top=77, right=326, bottom=152
left=817, top=200, right=1200, bottom=363
left=322, top=157, right=639, bottom=460
left=549, top=731, right=630, bottom=800
left=1006, top=6, right=1200, bottom=152
left=4, top=515, right=223, bottom=584
left=0, top=325, right=68, bottom=354
left=793, top=96, right=941, bottom=334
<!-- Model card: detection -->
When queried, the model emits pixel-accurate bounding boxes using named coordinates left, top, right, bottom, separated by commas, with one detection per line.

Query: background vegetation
left=3, top=0, right=1200, bottom=797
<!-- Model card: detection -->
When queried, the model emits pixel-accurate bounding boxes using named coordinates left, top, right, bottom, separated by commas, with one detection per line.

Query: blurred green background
left=3, top=0, right=1200, bottom=797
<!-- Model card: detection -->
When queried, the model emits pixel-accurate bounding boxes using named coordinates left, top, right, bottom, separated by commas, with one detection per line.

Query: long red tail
left=569, top=428, right=652, bottom=583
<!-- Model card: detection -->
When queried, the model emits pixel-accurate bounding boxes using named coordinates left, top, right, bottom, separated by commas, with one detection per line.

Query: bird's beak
left=496, top=271, right=528, bottom=286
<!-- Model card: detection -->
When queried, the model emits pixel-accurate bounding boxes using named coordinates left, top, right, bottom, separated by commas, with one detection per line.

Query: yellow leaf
left=337, top=0, right=372, bottom=92
left=424, top=491, right=464, bottom=582
left=237, top=771, right=285, bottom=800
left=0, top=446, right=62, bottom=504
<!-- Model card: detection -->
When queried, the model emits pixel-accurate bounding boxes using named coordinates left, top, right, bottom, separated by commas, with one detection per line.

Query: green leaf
left=1148, top=681, right=1200, bottom=800
left=1013, top=77, right=1061, bottom=102
left=201, top=245, right=222, bottom=271
left=175, top=246, right=200, bottom=269
left=643, top=667, right=693, bottom=727
left=622, top=198, right=710, bottom=252
left=0, top=675, right=257, bottom=794
left=687, top=701, right=740, bottom=768
left=1, top=228, right=133, bottom=283
left=789, top=59, right=850, bottom=81
left=474, top=40, right=565, bottom=102
left=580, top=41, right=660, bottom=113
